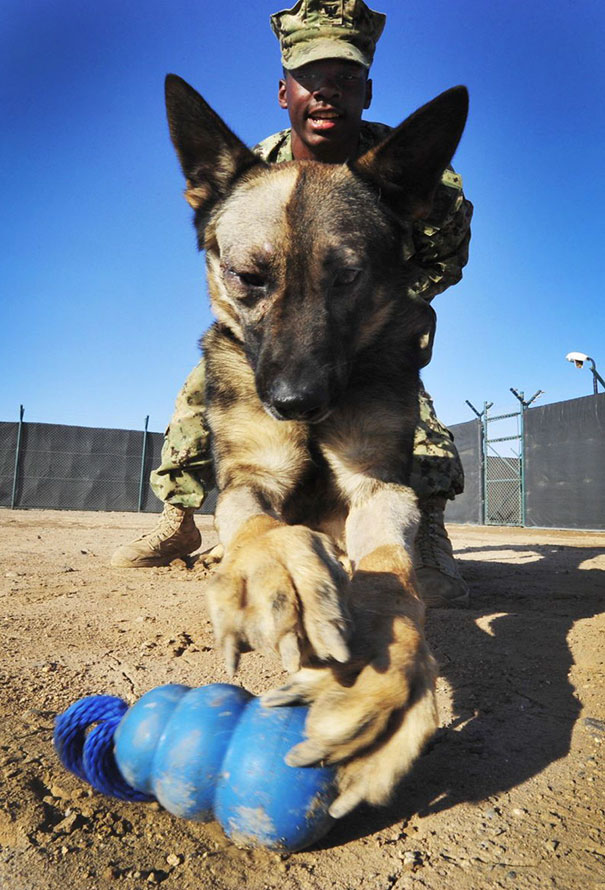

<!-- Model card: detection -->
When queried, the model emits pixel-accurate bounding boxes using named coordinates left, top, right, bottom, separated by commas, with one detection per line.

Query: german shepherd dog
left=164, top=75, right=468, bottom=819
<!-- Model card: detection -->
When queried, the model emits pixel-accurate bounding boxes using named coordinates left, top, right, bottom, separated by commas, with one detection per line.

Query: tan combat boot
left=110, top=503, right=201, bottom=568
left=414, top=497, right=470, bottom=608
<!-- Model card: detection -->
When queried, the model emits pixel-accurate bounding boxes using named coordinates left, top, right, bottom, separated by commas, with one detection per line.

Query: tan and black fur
left=164, top=75, right=468, bottom=818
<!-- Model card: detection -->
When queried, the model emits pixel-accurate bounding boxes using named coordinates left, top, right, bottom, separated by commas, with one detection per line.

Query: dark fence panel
left=445, top=419, right=483, bottom=525
left=200, top=487, right=219, bottom=515
left=524, top=393, right=605, bottom=530
left=0, top=422, right=19, bottom=507
left=0, top=420, right=219, bottom=515
left=7, top=422, right=163, bottom=512
left=138, top=431, right=165, bottom=513
left=2, top=395, right=604, bottom=527
left=1, top=422, right=161, bottom=513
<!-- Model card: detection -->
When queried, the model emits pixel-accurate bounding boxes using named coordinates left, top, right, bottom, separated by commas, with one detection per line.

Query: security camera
left=566, top=351, right=590, bottom=368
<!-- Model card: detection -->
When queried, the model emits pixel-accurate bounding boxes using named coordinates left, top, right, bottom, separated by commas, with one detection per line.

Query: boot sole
left=110, top=556, right=182, bottom=568
left=110, top=550, right=197, bottom=568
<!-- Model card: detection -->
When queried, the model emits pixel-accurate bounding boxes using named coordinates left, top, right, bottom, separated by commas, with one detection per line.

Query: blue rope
left=54, top=695, right=153, bottom=803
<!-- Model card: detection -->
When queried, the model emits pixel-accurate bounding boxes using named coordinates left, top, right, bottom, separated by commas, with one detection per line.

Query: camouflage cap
left=271, top=0, right=386, bottom=70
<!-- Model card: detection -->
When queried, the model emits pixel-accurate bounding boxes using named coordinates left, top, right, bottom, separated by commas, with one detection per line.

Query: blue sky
left=1, top=0, right=604, bottom=433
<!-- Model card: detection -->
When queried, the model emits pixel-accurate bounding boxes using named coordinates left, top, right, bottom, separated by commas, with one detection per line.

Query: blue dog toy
left=54, top=683, right=337, bottom=851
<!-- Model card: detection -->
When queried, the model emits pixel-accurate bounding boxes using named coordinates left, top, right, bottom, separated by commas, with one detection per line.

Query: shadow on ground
left=319, top=540, right=603, bottom=848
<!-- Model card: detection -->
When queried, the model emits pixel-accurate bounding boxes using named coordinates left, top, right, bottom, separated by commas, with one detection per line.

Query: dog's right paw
left=205, top=523, right=351, bottom=674
left=261, top=613, right=437, bottom=818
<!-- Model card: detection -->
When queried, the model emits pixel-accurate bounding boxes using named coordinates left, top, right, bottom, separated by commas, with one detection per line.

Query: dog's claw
left=329, top=788, right=364, bottom=819
left=278, top=631, right=301, bottom=673
left=323, top=627, right=350, bottom=663
left=285, top=740, right=327, bottom=768
left=223, top=633, right=240, bottom=677
left=260, top=684, right=300, bottom=708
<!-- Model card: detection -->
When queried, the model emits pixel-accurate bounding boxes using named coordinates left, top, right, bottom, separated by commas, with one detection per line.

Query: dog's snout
left=267, top=379, right=330, bottom=423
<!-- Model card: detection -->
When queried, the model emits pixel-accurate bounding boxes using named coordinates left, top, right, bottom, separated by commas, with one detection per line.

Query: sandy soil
left=0, top=508, right=603, bottom=890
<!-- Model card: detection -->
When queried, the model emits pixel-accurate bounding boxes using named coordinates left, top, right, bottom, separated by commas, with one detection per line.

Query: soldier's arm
left=407, top=169, right=474, bottom=302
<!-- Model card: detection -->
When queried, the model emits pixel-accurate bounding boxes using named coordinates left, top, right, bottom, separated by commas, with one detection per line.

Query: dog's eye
left=333, top=268, right=361, bottom=287
left=225, top=267, right=267, bottom=291
left=237, top=272, right=266, bottom=288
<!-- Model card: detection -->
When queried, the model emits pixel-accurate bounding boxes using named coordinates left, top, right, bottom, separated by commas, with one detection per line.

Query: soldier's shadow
left=320, top=539, right=603, bottom=847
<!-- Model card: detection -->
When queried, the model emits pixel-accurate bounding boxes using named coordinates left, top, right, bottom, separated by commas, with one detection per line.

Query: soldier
left=112, top=0, right=473, bottom=608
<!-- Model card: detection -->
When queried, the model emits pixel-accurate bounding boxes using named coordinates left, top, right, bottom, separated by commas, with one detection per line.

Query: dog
left=164, top=74, right=468, bottom=819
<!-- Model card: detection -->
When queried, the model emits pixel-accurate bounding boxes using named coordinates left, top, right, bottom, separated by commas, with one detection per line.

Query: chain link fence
left=0, top=420, right=219, bottom=514
left=485, top=455, right=521, bottom=526
left=1, top=392, right=604, bottom=528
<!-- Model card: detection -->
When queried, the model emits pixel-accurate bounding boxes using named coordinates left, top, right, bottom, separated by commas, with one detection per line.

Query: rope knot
left=53, top=695, right=152, bottom=802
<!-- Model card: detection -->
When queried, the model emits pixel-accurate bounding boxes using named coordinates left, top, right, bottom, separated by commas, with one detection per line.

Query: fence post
left=465, top=399, right=492, bottom=525
left=10, top=405, right=25, bottom=509
left=481, top=402, right=490, bottom=525
left=510, top=389, right=543, bottom=527
left=137, top=415, right=150, bottom=512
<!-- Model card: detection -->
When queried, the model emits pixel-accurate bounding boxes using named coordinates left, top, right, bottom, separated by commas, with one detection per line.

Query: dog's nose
left=268, top=380, right=329, bottom=422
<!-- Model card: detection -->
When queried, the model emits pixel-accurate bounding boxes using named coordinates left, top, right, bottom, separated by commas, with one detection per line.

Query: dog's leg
left=333, top=484, right=438, bottom=815
left=263, top=453, right=438, bottom=816
left=201, top=329, right=352, bottom=675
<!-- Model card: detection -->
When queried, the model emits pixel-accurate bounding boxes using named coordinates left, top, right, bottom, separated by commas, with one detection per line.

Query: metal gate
left=484, top=403, right=523, bottom=526
left=466, top=390, right=542, bottom=527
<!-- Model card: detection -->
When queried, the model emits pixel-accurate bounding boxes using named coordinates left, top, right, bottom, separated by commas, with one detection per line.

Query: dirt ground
left=0, top=509, right=603, bottom=890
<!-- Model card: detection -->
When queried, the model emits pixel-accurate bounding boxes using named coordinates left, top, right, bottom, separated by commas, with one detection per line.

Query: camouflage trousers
left=150, top=360, right=464, bottom=509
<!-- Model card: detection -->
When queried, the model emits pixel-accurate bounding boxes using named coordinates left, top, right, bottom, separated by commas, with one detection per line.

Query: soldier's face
left=278, top=59, right=372, bottom=163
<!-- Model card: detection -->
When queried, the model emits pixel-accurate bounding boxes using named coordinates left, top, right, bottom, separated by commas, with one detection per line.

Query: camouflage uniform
left=150, top=121, right=472, bottom=508
left=149, top=360, right=214, bottom=510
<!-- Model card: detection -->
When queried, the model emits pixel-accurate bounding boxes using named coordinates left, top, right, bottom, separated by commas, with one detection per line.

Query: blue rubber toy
left=54, top=683, right=337, bottom=851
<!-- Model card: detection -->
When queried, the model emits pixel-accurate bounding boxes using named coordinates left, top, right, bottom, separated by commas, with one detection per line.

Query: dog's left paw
left=262, top=593, right=438, bottom=817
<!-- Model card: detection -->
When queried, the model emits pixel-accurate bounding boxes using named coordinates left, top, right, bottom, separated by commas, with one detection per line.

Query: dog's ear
left=165, top=74, right=263, bottom=220
left=354, top=86, right=468, bottom=219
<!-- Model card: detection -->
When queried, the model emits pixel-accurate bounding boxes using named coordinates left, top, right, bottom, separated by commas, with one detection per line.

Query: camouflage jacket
left=253, top=121, right=473, bottom=302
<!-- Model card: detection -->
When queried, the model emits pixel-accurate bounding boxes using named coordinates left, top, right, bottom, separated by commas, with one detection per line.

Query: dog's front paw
left=262, top=589, right=437, bottom=818
left=206, top=523, right=351, bottom=675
